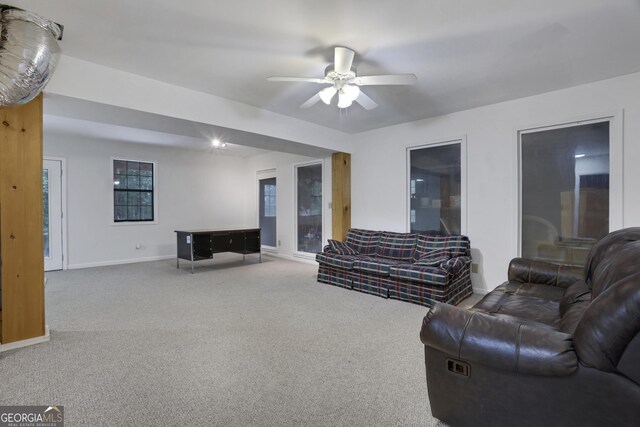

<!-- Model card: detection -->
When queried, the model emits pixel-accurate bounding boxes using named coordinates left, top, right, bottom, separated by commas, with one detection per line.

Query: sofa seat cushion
left=375, top=231, right=418, bottom=262
left=352, top=256, right=402, bottom=276
left=415, top=254, right=450, bottom=266
left=346, top=228, right=382, bottom=256
left=472, top=281, right=565, bottom=328
left=315, top=253, right=359, bottom=270
left=389, top=264, right=450, bottom=286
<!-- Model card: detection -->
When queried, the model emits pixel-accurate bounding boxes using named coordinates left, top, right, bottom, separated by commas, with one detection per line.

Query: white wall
left=245, top=152, right=332, bottom=261
left=44, top=133, right=252, bottom=268
left=350, top=71, right=640, bottom=293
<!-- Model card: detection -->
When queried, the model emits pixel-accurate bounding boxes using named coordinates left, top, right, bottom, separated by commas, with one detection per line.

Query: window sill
left=112, top=221, right=158, bottom=226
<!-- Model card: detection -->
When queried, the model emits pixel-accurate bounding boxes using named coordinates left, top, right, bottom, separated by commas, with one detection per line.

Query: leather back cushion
left=583, top=227, right=640, bottom=288
left=375, top=231, right=417, bottom=261
left=414, top=234, right=470, bottom=261
left=589, top=240, right=640, bottom=298
left=559, top=280, right=591, bottom=335
left=573, top=271, right=640, bottom=372
left=345, top=228, right=381, bottom=256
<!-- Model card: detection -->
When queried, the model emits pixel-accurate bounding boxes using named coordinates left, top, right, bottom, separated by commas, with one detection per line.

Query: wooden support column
left=0, top=94, right=45, bottom=344
left=332, top=152, right=351, bottom=241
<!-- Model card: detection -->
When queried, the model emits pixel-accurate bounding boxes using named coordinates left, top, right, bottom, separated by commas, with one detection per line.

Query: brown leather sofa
left=420, top=227, right=640, bottom=427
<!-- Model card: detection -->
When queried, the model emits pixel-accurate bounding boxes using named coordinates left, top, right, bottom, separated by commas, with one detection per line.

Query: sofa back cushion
left=375, top=231, right=418, bottom=262
left=345, top=228, right=381, bottom=256
left=414, top=234, right=470, bottom=261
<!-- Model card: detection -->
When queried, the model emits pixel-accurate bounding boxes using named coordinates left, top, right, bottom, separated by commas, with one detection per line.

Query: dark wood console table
left=175, top=228, right=261, bottom=273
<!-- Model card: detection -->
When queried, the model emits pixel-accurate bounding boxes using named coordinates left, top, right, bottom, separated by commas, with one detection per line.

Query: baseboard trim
left=68, top=255, right=175, bottom=270
left=0, top=325, right=50, bottom=353
left=265, top=252, right=318, bottom=265
left=67, top=252, right=319, bottom=270
left=472, top=286, right=489, bottom=295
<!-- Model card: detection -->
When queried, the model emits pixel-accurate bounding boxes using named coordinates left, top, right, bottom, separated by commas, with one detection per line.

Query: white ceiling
left=7, top=0, right=640, bottom=136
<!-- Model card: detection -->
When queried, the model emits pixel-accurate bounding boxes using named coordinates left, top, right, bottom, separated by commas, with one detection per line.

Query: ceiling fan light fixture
left=342, top=84, right=360, bottom=102
left=337, top=91, right=353, bottom=109
left=319, top=86, right=337, bottom=104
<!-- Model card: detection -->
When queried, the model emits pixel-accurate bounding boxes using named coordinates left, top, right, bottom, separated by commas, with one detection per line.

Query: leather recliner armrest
left=508, top=257, right=583, bottom=289
left=420, top=303, right=578, bottom=376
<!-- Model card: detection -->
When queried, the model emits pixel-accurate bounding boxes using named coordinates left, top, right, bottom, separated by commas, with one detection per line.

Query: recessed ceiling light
left=212, top=138, right=221, bottom=147
left=575, top=153, right=586, bottom=158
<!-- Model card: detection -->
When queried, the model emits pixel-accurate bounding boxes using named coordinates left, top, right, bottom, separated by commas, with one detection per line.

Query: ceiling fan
left=267, top=46, right=417, bottom=110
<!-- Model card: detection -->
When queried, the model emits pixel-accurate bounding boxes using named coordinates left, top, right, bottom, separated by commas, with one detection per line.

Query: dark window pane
left=141, top=206, right=153, bottom=220
left=127, top=175, right=140, bottom=189
left=114, top=160, right=127, bottom=175
left=115, top=206, right=127, bottom=221
left=114, top=174, right=127, bottom=189
left=127, top=206, right=140, bottom=220
left=140, top=192, right=152, bottom=206
left=127, top=161, right=139, bottom=176
left=128, top=192, right=140, bottom=206
left=521, top=122, right=609, bottom=266
left=139, top=163, right=153, bottom=176
left=410, top=143, right=462, bottom=235
left=114, top=191, right=127, bottom=205
left=140, top=176, right=153, bottom=190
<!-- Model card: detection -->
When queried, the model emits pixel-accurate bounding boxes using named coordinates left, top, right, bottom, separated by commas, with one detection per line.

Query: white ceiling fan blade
left=354, top=91, right=378, bottom=110
left=334, top=47, right=355, bottom=75
left=355, top=74, right=417, bottom=86
left=267, top=76, right=329, bottom=84
left=300, top=93, right=322, bottom=108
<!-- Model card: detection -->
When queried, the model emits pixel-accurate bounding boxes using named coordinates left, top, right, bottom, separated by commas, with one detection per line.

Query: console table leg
left=260, top=252, right=262, bottom=263
left=190, top=236, right=194, bottom=274
left=177, top=257, right=179, bottom=269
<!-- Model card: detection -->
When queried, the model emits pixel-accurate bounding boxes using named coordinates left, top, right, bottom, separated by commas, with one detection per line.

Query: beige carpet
left=0, top=254, right=463, bottom=426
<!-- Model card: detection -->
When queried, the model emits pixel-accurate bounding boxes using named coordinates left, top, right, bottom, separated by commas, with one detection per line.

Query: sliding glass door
left=296, top=163, right=323, bottom=254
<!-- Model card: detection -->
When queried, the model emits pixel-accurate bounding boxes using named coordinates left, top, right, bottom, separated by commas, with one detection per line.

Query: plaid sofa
left=316, top=228, right=473, bottom=307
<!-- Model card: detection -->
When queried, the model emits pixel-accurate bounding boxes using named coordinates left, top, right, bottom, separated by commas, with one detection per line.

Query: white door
left=43, top=159, right=63, bottom=271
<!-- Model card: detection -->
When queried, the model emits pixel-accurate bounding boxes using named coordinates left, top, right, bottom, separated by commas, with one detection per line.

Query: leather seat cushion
left=473, top=281, right=565, bottom=328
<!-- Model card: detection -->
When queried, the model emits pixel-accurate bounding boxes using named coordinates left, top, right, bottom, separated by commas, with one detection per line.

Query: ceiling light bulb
left=342, top=84, right=360, bottom=102
left=212, top=138, right=221, bottom=147
left=574, top=153, right=586, bottom=158
left=221, top=142, right=227, bottom=148
left=319, top=86, right=337, bottom=104
left=337, top=91, right=353, bottom=108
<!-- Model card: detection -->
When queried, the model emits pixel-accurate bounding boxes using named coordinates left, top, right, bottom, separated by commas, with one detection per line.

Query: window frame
left=256, top=168, right=277, bottom=251
left=516, top=112, right=623, bottom=258
left=111, top=157, right=158, bottom=225
left=406, top=137, right=467, bottom=235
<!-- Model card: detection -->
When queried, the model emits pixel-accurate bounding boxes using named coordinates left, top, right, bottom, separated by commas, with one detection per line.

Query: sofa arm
left=420, top=303, right=577, bottom=376
left=440, top=256, right=472, bottom=275
left=508, top=257, right=583, bottom=289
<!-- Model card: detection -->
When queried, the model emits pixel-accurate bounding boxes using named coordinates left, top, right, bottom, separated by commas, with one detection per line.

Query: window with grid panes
left=113, top=159, right=154, bottom=222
